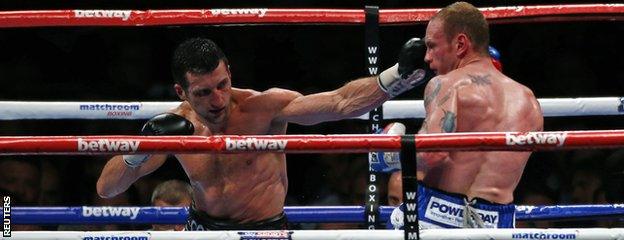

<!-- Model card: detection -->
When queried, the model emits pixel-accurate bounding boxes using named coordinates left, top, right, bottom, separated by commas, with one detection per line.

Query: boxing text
left=78, top=138, right=140, bottom=152
left=74, top=10, right=132, bottom=21
left=79, top=104, right=141, bottom=111
left=82, top=206, right=140, bottom=220
left=225, top=138, right=287, bottom=151
left=210, top=8, right=268, bottom=17
left=505, top=132, right=567, bottom=147
left=79, top=103, right=141, bottom=118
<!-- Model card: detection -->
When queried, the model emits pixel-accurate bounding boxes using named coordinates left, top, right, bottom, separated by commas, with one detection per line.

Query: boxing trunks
left=390, top=183, right=515, bottom=229
left=185, top=206, right=289, bottom=231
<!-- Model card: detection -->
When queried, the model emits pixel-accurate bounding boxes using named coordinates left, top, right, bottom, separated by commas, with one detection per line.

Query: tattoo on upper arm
left=440, top=110, right=456, bottom=133
left=438, top=91, right=451, bottom=106
left=424, top=80, right=441, bottom=107
left=468, top=74, right=491, bottom=85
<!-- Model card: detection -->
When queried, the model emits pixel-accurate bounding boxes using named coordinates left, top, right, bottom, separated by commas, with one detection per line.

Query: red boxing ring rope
left=0, top=130, right=623, bottom=155
left=0, top=4, right=622, bottom=28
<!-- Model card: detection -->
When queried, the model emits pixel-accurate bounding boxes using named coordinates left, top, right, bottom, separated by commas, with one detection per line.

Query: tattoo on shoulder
left=438, top=91, right=451, bottom=106
left=424, top=80, right=441, bottom=107
left=440, top=110, right=456, bottom=133
left=468, top=74, right=491, bottom=85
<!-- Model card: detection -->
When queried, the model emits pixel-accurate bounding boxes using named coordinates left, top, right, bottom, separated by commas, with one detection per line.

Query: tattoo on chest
left=440, top=110, right=456, bottom=133
left=424, top=80, right=441, bottom=107
left=468, top=74, right=492, bottom=85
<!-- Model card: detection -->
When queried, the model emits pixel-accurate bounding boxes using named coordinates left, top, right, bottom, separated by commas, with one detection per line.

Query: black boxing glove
left=123, top=113, right=194, bottom=168
left=378, top=38, right=433, bottom=98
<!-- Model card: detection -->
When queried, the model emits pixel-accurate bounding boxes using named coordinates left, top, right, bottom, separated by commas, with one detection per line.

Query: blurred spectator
left=0, top=158, right=44, bottom=230
left=0, top=157, right=41, bottom=205
left=150, top=180, right=192, bottom=231
left=388, top=172, right=402, bottom=207
left=570, top=169, right=603, bottom=204
left=558, top=168, right=605, bottom=227
left=386, top=171, right=425, bottom=206
left=515, top=187, right=557, bottom=228
left=39, top=160, right=63, bottom=205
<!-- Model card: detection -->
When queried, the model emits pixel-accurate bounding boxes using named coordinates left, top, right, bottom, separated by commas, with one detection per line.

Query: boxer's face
left=152, top=197, right=192, bottom=231
left=425, top=19, right=457, bottom=75
left=387, top=172, right=402, bottom=206
left=176, top=61, right=232, bottom=125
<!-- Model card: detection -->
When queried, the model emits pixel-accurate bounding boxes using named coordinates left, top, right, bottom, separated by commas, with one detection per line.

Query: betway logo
left=225, top=137, right=287, bottom=151
left=506, top=132, right=567, bottom=147
left=74, top=10, right=132, bottom=21
left=78, top=138, right=140, bottom=152
left=82, top=207, right=140, bottom=220
left=210, top=8, right=268, bottom=17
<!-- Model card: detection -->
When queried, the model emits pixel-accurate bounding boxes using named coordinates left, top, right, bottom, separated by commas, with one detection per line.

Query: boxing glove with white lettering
left=378, top=38, right=433, bottom=98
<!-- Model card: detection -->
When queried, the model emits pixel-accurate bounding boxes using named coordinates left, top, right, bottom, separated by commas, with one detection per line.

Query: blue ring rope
left=10, top=204, right=624, bottom=225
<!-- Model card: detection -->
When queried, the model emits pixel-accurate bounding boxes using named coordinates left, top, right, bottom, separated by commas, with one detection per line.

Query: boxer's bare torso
left=419, top=60, right=543, bottom=204
left=172, top=89, right=292, bottom=222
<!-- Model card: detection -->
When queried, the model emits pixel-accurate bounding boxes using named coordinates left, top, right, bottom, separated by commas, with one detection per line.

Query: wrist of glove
left=123, top=154, right=150, bottom=168
left=378, top=64, right=427, bottom=98
left=123, top=113, right=194, bottom=168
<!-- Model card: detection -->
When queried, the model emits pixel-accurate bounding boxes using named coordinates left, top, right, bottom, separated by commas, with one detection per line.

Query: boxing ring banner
left=0, top=130, right=623, bottom=155
left=0, top=4, right=622, bottom=27
left=1, top=97, right=622, bottom=120
left=10, top=205, right=624, bottom=225
left=8, top=229, right=624, bottom=240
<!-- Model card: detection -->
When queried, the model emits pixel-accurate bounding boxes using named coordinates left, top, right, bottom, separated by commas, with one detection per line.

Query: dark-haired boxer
left=97, top=36, right=433, bottom=230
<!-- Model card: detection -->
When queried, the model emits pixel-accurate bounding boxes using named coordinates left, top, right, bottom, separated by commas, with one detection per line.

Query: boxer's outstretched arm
left=96, top=154, right=166, bottom=198
left=276, top=39, right=431, bottom=125
left=276, top=76, right=389, bottom=125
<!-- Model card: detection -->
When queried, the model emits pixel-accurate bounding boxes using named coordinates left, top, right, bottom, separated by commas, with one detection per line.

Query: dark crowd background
left=1, top=0, right=623, bottom=230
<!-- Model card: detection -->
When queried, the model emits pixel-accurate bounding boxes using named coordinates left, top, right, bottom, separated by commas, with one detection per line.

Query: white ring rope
left=8, top=229, right=624, bottom=240
left=1, top=97, right=622, bottom=120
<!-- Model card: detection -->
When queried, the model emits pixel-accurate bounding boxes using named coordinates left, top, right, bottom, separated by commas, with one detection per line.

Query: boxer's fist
left=124, top=113, right=194, bottom=168
left=370, top=122, right=405, bottom=173
left=140, top=113, right=194, bottom=136
left=379, top=38, right=433, bottom=98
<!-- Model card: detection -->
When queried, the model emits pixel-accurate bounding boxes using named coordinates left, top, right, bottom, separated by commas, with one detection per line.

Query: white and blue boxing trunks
left=389, top=183, right=515, bottom=229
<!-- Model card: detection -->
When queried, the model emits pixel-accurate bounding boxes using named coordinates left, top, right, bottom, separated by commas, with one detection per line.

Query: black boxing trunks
left=185, top=206, right=289, bottom=231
